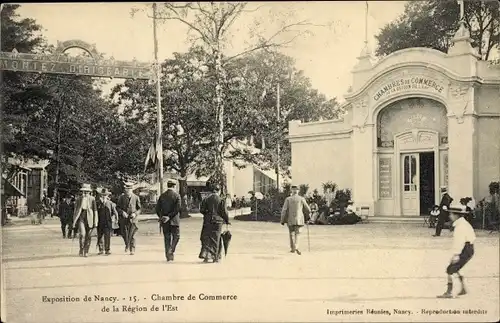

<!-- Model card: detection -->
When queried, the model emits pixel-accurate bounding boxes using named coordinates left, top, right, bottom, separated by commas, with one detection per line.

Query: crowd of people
left=50, top=180, right=230, bottom=263
left=26, top=179, right=486, bottom=298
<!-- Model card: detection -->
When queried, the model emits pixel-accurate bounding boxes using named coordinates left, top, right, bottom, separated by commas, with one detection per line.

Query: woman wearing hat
left=72, top=184, right=98, bottom=257
left=437, top=206, right=476, bottom=298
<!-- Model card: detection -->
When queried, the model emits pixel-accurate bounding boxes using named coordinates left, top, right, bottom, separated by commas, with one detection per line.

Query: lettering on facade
left=373, top=77, right=445, bottom=101
left=443, top=153, right=449, bottom=187
left=379, top=157, right=393, bottom=198
left=0, top=57, right=151, bottom=79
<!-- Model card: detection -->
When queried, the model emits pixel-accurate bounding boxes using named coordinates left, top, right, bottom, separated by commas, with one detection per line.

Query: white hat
left=123, top=181, right=135, bottom=188
left=80, top=183, right=92, bottom=192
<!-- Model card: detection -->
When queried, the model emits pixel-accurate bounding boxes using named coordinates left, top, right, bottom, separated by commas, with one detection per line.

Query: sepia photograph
left=1, top=1, right=499, bottom=322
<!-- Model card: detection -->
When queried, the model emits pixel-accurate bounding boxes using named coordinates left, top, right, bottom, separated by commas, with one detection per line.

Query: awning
left=253, top=165, right=277, bottom=181
left=1, top=177, right=25, bottom=197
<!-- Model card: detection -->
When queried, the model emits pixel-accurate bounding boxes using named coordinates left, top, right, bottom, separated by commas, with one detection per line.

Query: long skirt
left=204, top=222, right=223, bottom=261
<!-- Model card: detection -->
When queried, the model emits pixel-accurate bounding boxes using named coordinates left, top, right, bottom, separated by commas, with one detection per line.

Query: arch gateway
left=288, top=24, right=500, bottom=218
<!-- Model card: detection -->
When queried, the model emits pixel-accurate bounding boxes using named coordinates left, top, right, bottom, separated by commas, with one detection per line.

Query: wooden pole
left=153, top=3, right=164, bottom=196
left=276, top=83, right=280, bottom=192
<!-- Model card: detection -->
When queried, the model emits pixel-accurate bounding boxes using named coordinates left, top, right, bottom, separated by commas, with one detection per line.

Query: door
left=401, top=153, right=419, bottom=216
left=419, top=152, right=435, bottom=215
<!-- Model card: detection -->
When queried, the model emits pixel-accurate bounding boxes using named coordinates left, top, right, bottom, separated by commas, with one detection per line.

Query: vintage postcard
left=1, top=1, right=499, bottom=322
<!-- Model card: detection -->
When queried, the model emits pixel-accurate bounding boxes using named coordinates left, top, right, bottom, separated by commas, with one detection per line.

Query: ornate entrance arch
left=375, top=97, right=449, bottom=216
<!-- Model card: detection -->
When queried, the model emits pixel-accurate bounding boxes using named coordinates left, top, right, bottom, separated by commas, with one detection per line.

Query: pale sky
left=17, top=1, right=408, bottom=102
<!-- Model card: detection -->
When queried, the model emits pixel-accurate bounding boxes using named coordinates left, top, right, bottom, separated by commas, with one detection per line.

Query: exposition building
left=288, top=22, right=500, bottom=218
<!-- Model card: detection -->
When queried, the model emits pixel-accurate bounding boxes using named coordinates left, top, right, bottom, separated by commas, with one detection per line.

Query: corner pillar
left=352, top=125, right=375, bottom=215
left=447, top=115, right=477, bottom=200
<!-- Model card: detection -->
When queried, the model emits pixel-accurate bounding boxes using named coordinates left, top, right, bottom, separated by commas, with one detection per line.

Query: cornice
left=288, top=129, right=353, bottom=143
left=345, top=62, right=499, bottom=102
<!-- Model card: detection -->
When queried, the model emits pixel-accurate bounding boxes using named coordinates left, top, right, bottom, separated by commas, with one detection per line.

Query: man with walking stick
left=280, top=185, right=311, bottom=255
left=72, top=184, right=98, bottom=257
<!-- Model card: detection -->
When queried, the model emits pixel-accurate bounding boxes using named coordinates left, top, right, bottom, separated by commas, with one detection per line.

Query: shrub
left=322, top=181, right=337, bottom=194
left=489, top=181, right=499, bottom=195
left=299, top=184, right=309, bottom=197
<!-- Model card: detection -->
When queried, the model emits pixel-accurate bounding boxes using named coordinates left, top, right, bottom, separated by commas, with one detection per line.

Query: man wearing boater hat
left=437, top=206, right=476, bottom=298
left=96, top=188, right=118, bottom=255
left=116, top=181, right=142, bottom=255
left=433, top=186, right=454, bottom=237
left=72, top=183, right=98, bottom=257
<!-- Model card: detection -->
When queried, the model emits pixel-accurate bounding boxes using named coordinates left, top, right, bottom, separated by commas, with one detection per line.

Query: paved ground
left=2, top=218, right=499, bottom=323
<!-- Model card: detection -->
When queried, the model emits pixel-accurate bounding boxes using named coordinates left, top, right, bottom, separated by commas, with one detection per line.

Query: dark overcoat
left=200, top=193, right=229, bottom=224
left=97, top=199, right=119, bottom=230
left=116, top=193, right=141, bottom=224
left=156, top=189, right=181, bottom=226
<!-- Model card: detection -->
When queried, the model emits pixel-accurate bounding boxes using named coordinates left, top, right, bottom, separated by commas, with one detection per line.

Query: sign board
left=373, top=77, right=445, bottom=102
left=378, top=157, right=393, bottom=198
left=0, top=39, right=153, bottom=80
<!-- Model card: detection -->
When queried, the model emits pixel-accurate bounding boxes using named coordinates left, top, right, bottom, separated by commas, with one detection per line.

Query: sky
left=16, top=1, right=408, bottom=102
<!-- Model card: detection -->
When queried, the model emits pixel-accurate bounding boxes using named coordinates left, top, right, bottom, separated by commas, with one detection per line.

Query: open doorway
left=419, top=152, right=435, bottom=216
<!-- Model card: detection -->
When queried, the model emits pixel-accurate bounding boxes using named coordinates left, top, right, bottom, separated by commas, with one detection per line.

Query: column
left=447, top=115, right=477, bottom=200
left=352, top=125, right=375, bottom=215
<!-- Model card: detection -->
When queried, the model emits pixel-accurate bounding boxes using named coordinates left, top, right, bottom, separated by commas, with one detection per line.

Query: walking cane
left=71, top=224, right=76, bottom=256
left=306, top=222, right=310, bottom=252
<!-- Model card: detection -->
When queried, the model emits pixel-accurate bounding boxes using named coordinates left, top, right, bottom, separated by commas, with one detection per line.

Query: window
left=403, top=155, right=418, bottom=192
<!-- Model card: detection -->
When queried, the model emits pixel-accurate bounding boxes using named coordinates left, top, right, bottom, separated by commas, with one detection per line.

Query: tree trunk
left=214, top=48, right=227, bottom=195
left=178, top=172, right=189, bottom=218
left=53, top=100, right=63, bottom=208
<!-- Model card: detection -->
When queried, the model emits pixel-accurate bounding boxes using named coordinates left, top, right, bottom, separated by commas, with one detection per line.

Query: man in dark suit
left=434, top=186, right=454, bottom=237
left=58, top=194, right=74, bottom=239
left=199, top=184, right=230, bottom=263
left=156, top=179, right=181, bottom=262
left=116, top=181, right=142, bottom=255
left=97, top=188, right=119, bottom=255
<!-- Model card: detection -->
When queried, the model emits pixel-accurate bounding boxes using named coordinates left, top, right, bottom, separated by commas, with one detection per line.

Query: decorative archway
left=374, top=97, right=449, bottom=217
left=376, top=97, right=448, bottom=148
left=0, top=39, right=152, bottom=80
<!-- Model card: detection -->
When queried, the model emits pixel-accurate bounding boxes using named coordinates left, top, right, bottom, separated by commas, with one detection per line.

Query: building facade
left=289, top=24, right=500, bottom=217
left=4, top=158, right=49, bottom=216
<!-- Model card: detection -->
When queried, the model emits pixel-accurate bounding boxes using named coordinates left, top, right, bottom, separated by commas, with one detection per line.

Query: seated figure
left=346, top=200, right=356, bottom=215
left=429, top=205, right=440, bottom=228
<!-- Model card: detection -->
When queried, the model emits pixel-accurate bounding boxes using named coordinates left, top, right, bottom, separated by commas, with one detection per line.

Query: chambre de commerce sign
left=373, top=77, right=445, bottom=102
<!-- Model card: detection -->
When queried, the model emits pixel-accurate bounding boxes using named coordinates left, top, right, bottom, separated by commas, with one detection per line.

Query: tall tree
left=223, top=50, right=340, bottom=174
left=132, top=2, right=335, bottom=192
left=111, top=46, right=215, bottom=214
left=113, top=46, right=340, bottom=213
left=1, top=4, right=143, bottom=194
left=375, top=0, right=499, bottom=60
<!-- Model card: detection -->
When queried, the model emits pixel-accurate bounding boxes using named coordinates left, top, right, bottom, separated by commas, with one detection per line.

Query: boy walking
left=437, top=207, right=476, bottom=298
